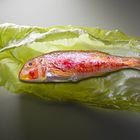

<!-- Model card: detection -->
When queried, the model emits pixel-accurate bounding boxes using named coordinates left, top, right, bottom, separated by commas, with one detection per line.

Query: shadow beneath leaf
left=19, top=94, right=140, bottom=140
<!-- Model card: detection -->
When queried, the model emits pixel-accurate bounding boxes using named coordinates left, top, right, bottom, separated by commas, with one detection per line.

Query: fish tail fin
left=133, top=64, right=140, bottom=71
left=129, top=58, right=140, bottom=70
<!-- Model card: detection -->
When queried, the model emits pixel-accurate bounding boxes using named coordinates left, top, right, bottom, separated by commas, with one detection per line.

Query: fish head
left=19, top=57, right=46, bottom=82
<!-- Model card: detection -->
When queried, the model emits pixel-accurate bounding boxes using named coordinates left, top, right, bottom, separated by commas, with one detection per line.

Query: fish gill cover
left=0, top=23, right=140, bottom=111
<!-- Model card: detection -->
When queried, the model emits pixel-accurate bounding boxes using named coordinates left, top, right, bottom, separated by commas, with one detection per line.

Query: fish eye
left=28, top=62, right=33, bottom=66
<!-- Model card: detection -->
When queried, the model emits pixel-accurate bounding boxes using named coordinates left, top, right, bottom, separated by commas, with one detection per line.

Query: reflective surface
left=0, top=0, right=140, bottom=140
left=1, top=87, right=140, bottom=140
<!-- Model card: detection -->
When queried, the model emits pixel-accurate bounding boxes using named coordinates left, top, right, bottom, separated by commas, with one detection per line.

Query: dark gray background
left=0, top=0, right=140, bottom=140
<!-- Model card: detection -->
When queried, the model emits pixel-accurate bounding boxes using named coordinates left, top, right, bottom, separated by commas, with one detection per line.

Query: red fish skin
left=19, top=50, right=140, bottom=82
left=44, top=51, right=128, bottom=76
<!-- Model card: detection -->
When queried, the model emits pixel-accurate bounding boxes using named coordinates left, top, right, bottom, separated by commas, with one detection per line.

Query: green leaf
left=1, top=23, right=140, bottom=111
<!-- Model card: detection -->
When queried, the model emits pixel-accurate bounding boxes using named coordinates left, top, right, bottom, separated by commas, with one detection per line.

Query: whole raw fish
left=19, top=50, right=140, bottom=82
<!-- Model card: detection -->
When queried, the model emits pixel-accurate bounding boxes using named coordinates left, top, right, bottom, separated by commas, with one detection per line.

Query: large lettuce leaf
left=0, top=23, right=140, bottom=111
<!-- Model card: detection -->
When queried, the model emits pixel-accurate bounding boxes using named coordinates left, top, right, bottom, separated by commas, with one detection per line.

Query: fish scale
left=19, top=50, right=140, bottom=82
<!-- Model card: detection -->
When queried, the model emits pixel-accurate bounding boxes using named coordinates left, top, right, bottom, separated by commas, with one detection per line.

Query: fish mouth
left=19, top=72, right=30, bottom=81
left=19, top=67, right=39, bottom=82
left=19, top=68, right=30, bottom=81
left=19, top=73, right=39, bottom=82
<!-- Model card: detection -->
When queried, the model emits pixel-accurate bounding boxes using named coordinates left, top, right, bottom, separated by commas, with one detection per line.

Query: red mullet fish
left=19, top=50, right=140, bottom=82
